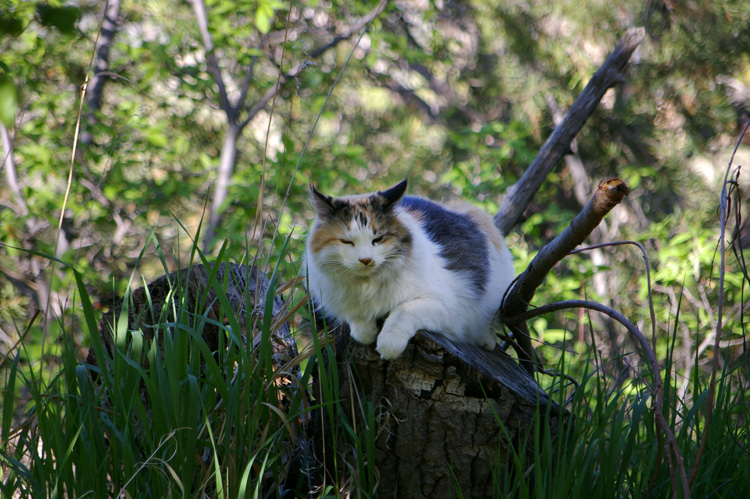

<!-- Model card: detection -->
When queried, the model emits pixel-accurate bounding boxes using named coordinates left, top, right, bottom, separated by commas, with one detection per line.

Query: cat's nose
left=359, top=257, right=373, bottom=266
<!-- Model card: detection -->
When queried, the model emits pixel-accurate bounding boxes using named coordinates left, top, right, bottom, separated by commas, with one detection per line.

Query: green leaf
left=254, top=0, right=283, bottom=34
left=0, top=12, right=25, bottom=37
left=0, top=74, right=18, bottom=126
left=36, top=4, right=80, bottom=35
left=146, top=128, right=168, bottom=147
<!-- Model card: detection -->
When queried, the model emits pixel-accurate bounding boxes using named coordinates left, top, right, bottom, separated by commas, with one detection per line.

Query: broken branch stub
left=502, top=179, right=630, bottom=373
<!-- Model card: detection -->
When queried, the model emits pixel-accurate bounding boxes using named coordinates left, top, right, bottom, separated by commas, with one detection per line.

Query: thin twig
left=687, top=118, right=750, bottom=487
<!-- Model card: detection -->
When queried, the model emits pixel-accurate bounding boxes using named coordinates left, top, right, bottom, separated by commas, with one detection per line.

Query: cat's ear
left=378, top=179, right=407, bottom=208
left=309, top=184, right=336, bottom=216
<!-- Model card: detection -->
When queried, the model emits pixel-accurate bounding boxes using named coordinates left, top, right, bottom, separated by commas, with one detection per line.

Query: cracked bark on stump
left=313, top=326, right=567, bottom=498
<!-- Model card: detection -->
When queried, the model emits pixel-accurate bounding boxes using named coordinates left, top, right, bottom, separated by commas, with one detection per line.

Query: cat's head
left=307, top=180, right=412, bottom=276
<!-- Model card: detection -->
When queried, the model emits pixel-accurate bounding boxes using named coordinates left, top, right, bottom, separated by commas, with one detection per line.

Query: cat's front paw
left=479, top=334, right=498, bottom=351
left=376, top=330, right=411, bottom=360
left=349, top=321, right=378, bottom=345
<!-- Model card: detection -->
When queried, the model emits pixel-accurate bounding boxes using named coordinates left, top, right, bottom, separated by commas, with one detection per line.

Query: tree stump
left=316, top=327, right=566, bottom=498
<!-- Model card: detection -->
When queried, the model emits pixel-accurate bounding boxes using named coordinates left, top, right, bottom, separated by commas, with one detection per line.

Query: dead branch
left=494, top=27, right=645, bottom=235
left=501, top=178, right=630, bottom=372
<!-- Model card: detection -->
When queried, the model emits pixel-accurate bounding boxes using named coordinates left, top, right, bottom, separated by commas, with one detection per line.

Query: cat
left=305, top=179, right=515, bottom=360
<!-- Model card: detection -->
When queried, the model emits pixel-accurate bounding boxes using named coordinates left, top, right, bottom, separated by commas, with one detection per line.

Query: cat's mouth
left=350, top=262, right=378, bottom=275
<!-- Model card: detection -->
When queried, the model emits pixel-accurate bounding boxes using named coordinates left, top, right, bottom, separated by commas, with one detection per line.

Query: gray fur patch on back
left=399, top=196, right=489, bottom=292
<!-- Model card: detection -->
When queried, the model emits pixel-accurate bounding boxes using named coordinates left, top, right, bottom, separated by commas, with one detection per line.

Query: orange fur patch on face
left=309, top=224, right=345, bottom=253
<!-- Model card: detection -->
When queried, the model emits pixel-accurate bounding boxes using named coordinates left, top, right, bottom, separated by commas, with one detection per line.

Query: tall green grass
left=1, top=241, right=749, bottom=497
left=495, top=325, right=749, bottom=499
left=0, top=237, right=306, bottom=497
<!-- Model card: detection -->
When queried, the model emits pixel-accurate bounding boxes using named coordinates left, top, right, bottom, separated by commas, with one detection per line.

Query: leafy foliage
left=1, top=0, right=749, bottom=496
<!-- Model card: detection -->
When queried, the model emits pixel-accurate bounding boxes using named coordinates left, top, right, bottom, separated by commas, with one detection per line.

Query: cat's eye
left=372, top=236, right=384, bottom=244
left=339, top=239, right=354, bottom=246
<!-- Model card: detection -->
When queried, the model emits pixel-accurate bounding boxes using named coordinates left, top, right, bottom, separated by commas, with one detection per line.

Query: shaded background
left=2, top=0, right=749, bottom=395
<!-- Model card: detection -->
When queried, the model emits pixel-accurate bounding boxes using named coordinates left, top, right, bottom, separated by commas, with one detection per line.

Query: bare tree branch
left=1, top=122, right=28, bottom=216
left=494, top=27, right=645, bottom=235
left=378, top=74, right=439, bottom=119
left=544, top=92, right=591, bottom=206
left=236, top=55, right=259, bottom=113
left=81, top=0, right=121, bottom=146
left=240, top=79, right=285, bottom=130
left=501, top=178, right=630, bottom=372
left=239, top=0, right=388, bottom=129
left=189, top=0, right=233, bottom=119
left=410, top=62, right=483, bottom=124
left=308, top=0, right=387, bottom=59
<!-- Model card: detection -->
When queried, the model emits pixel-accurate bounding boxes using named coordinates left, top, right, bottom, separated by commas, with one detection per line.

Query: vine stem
left=506, top=298, right=690, bottom=497
left=687, top=118, right=750, bottom=486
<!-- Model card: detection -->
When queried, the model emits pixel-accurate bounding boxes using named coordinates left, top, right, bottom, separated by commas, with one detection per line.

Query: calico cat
left=305, top=180, right=515, bottom=360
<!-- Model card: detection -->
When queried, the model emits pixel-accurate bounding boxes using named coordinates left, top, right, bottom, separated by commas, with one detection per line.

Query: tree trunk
left=204, top=122, right=242, bottom=251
